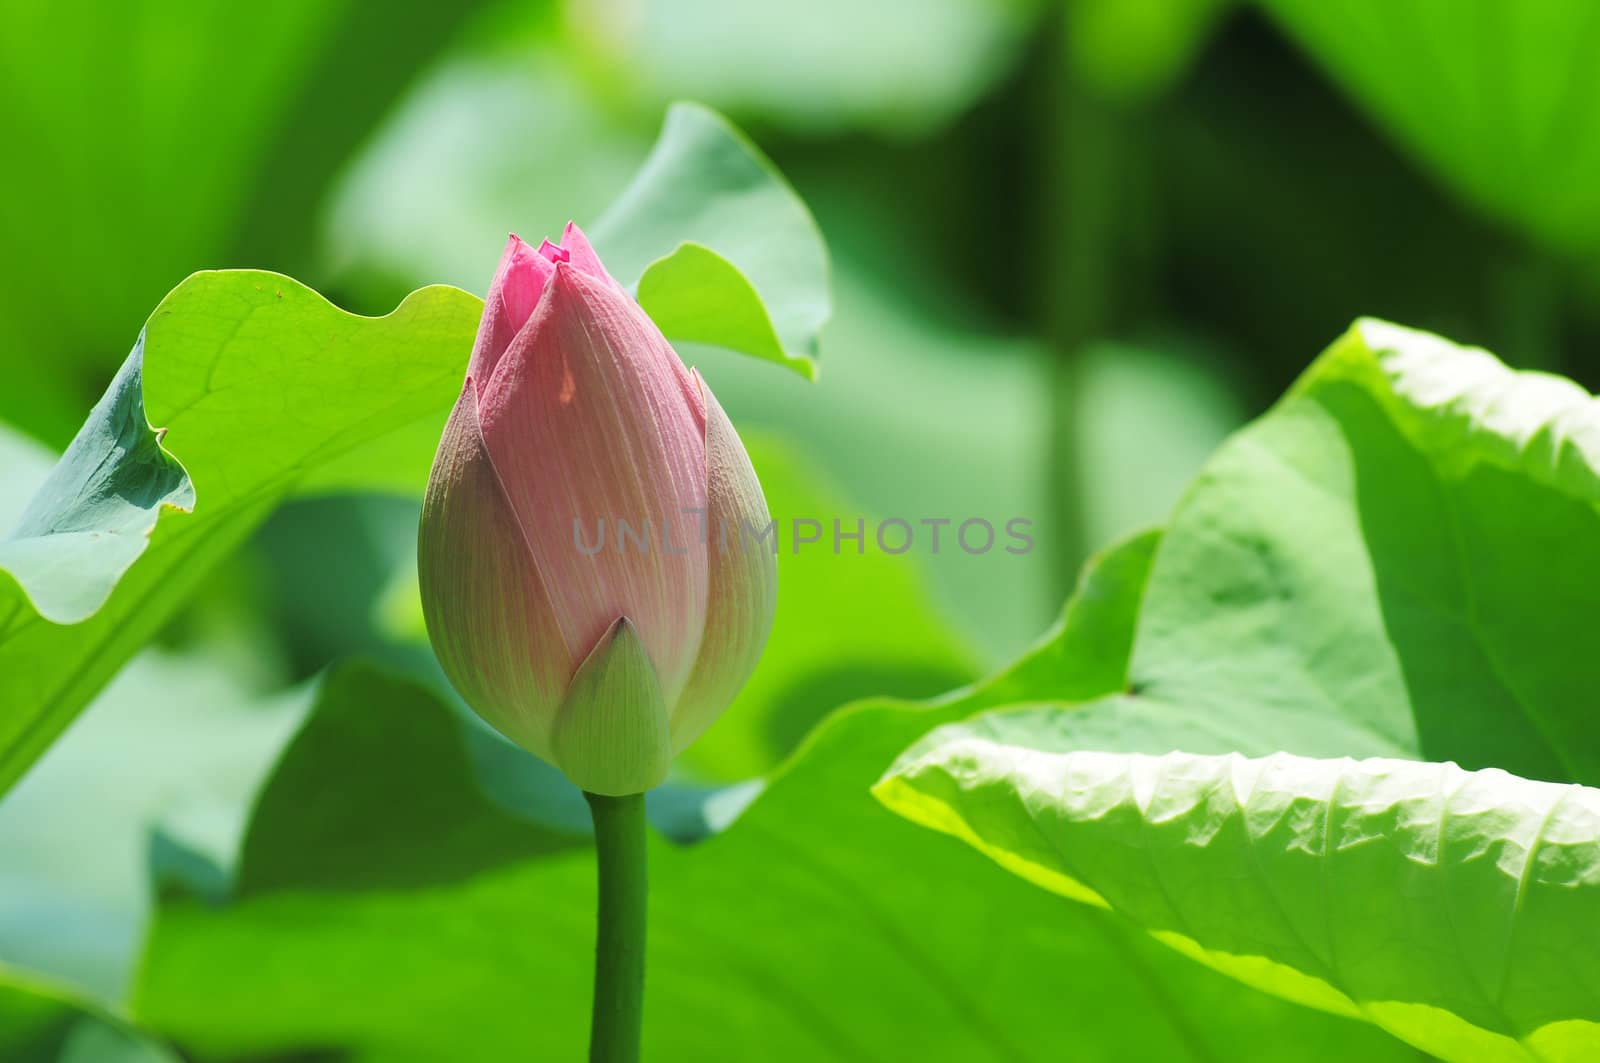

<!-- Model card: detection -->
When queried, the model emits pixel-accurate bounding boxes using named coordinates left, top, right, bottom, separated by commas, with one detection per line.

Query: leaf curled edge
left=0, top=336, right=193, bottom=625
left=878, top=735, right=1600, bottom=1063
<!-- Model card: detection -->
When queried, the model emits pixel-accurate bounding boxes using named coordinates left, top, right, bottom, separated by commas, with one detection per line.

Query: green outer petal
left=669, top=371, right=778, bottom=754
left=551, top=618, right=672, bottom=796
left=419, top=380, right=570, bottom=762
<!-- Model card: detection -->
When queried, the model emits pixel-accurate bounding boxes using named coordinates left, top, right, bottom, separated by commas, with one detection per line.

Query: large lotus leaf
left=1261, top=0, right=1600, bottom=256
left=1125, top=318, right=1600, bottom=784
left=0, top=105, right=829, bottom=798
left=883, top=739, right=1600, bottom=1063
left=134, top=533, right=1413, bottom=1062
left=878, top=318, right=1600, bottom=1061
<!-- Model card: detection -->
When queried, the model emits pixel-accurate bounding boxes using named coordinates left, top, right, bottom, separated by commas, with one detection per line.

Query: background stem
left=1039, top=10, right=1141, bottom=601
left=585, top=791, right=648, bottom=1063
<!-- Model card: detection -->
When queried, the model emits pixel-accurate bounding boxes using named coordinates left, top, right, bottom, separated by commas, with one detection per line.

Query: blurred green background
left=4, top=0, right=1600, bottom=1052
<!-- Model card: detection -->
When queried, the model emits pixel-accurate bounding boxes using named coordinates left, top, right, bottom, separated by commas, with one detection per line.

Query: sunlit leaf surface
left=879, top=319, right=1600, bottom=1062
left=883, top=740, right=1600, bottom=1063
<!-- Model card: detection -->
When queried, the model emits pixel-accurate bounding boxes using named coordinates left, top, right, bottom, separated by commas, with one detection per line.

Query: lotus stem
left=585, top=790, right=648, bottom=1063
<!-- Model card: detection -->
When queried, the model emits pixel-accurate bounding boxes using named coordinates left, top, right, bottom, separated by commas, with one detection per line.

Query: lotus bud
left=418, top=224, right=777, bottom=796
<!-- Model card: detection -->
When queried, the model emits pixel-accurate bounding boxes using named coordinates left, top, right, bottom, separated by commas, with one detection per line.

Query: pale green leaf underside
left=0, top=342, right=192, bottom=624
left=880, top=740, right=1600, bottom=1063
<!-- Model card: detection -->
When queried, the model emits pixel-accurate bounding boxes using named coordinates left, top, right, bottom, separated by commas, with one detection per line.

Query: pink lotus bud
left=418, top=224, right=777, bottom=796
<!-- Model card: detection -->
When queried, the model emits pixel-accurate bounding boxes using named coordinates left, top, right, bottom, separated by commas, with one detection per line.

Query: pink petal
left=477, top=263, right=710, bottom=705
left=467, top=235, right=556, bottom=390
left=560, top=221, right=623, bottom=289
left=559, top=221, right=707, bottom=425
left=669, top=370, right=777, bottom=751
left=418, top=379, right=578, bottom=761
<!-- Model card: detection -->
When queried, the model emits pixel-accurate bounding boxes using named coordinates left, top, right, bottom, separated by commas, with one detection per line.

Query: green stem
left=584, top=791, right=648, bottom=1063
left=1496, top=250, right=1563, bottom=370
left=1038, top=8, right=1149, bottom=599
